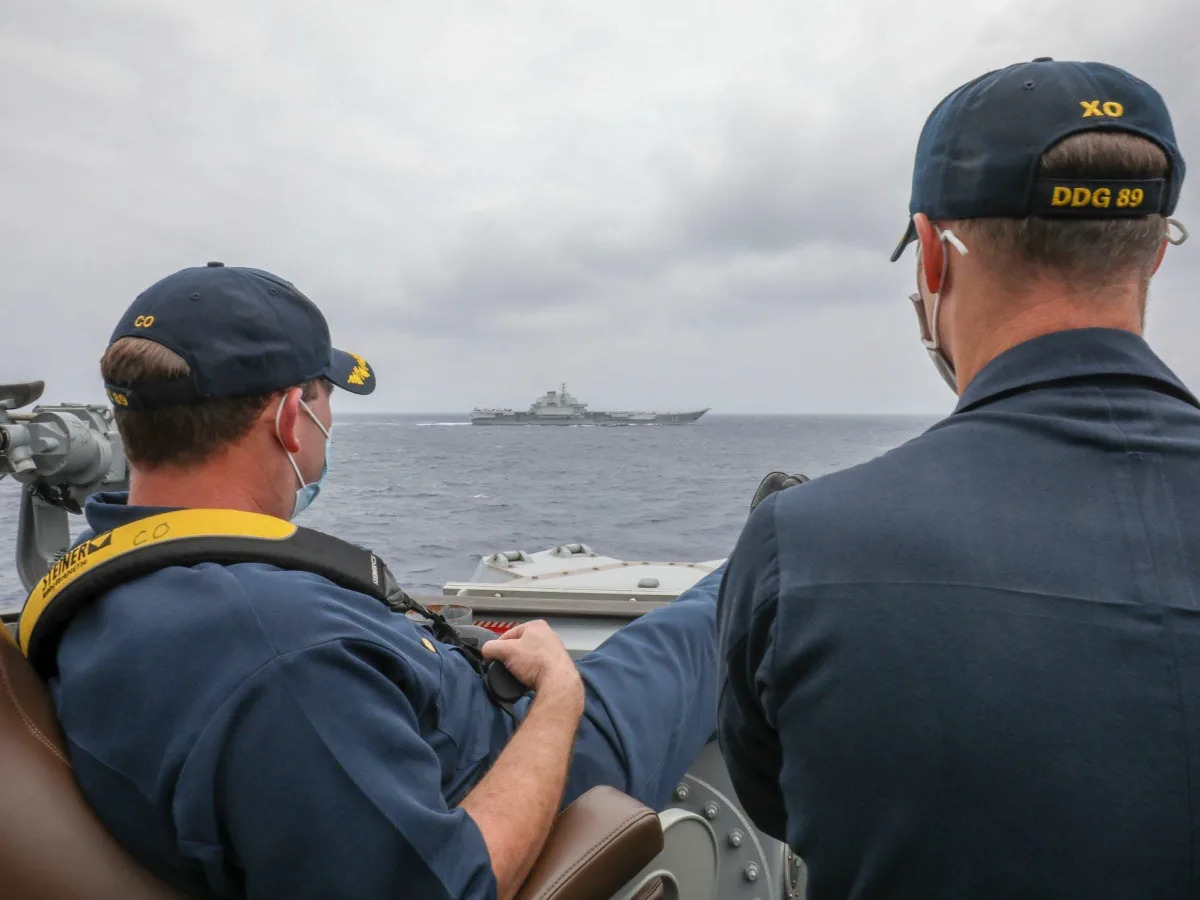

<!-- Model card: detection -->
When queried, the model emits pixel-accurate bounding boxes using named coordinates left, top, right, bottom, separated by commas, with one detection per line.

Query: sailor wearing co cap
left=48, top=258, right=726, bottom=900
left=717, top=58, right=1200, bottom=899
left=101, top=261, right=376, bottom=517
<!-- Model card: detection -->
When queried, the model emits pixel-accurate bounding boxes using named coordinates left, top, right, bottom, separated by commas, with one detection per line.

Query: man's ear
left=913, top=213, right=945, bottom=294
left=1151, top=236, right=1169, bottom=276
left=272, top=388, right=304, bottom=453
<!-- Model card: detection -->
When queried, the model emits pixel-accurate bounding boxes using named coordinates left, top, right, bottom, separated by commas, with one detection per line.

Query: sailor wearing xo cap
left=42, top=261, right=724, bottom=900
left=889, top=56, right=1188, bottom=392
left=717, top=59, right=1200, bottom=898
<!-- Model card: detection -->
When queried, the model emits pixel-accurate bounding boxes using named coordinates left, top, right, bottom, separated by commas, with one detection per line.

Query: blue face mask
left=275, top=396, right=332, bottom=520
left=292, top=441, right=331, bottom=518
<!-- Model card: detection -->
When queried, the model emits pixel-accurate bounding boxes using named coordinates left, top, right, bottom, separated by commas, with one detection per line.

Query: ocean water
left=0, top=414, right=939, bottom=613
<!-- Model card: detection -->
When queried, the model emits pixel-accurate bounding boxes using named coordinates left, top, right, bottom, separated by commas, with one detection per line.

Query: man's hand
left=463, top=621, right=586, bottom=899
left=481, top=620, right=583, bottom=708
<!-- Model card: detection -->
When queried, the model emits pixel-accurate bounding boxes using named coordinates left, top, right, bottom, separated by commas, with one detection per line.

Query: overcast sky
left=2, top=0, right=1197, bottom=415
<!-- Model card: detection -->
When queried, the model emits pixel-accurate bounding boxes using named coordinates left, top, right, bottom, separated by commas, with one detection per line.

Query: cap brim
left=325, top=348, right=377, bottom=395
left=889, top=219, right=917, bottom=262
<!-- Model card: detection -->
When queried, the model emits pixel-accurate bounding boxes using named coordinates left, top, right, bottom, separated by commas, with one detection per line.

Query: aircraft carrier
left=470, top=383, right=709, bottom=425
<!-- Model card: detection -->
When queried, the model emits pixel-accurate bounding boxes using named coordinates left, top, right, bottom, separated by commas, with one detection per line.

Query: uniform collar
left=83, top=491, right=179, bottom=535
left=954, top=327, right=1199, bottom=415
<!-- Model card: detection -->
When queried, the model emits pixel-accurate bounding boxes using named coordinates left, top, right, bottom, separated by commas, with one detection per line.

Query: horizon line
left=333, top=410, right=946, bottom=417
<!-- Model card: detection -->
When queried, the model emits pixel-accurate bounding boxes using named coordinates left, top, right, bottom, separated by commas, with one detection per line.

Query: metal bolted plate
left=650, top=742, right=797, bottom=899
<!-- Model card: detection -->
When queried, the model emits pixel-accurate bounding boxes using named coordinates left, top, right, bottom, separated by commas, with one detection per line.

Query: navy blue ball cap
left=104, top=263, right=376, bottom=411
left=890, top=58, right=1186, bottom=261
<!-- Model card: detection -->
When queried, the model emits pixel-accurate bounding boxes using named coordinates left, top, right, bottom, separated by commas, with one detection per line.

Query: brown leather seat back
left=0, top=629, right=186, bottom=899
left=515, top=785, right=665, bottom=900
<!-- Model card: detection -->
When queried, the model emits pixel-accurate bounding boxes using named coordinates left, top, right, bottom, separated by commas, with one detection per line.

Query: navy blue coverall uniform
left=49, top=497, right=721, bottom=899
left=717, top=327, right=1200, bottom=899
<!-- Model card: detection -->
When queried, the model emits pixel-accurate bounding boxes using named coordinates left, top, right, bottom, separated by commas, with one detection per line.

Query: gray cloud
left=0, top=0, right=1197, bottom=415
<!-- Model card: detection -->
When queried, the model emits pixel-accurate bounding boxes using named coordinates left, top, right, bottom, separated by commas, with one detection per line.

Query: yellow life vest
left=16, top=508, right=527, bottom=713
left=18, top=508, right=392, bottom=678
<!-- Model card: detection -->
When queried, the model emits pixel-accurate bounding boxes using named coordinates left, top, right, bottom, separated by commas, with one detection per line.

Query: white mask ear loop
left=940, top=228, right=969, bottom=256
left=1167, top=218, right=1189, bottom=245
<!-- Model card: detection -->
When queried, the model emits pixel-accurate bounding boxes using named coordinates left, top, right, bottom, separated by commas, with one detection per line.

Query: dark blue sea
left=0, top=414, right=938, bottom=614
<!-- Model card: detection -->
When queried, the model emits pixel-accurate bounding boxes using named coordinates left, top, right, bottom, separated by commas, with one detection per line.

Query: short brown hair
left=950, top=131, right=1170, bottom=290
left=101, top=337, right=321, bottom=469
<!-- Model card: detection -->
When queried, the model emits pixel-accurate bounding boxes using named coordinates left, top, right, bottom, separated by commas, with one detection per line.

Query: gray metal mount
left=0, top=382, right=128, bottom=591
left=618, top=742, right=807, bottom=899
